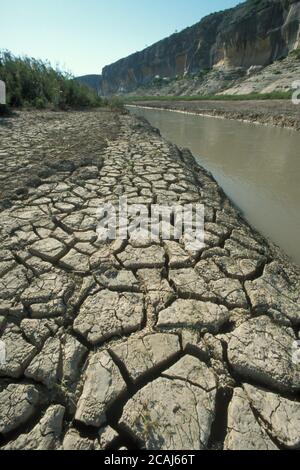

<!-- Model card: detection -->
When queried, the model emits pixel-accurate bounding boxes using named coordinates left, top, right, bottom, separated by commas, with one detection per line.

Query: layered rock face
left=100, top=0, right=300, bottom=95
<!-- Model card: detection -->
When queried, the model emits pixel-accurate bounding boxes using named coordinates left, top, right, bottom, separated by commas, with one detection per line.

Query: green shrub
left=198, top=68, right=210, bottom=78
left=0, top=50, right=103, bottom=109
left=107, top=96, right=125, bottom=110
left=289, top=49, right=300, bottom=60
left=33, top=97, right=48, bottom=109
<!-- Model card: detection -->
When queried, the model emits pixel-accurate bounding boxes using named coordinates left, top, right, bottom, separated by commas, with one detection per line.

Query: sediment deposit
left=127, top=99, right=300, bottom=131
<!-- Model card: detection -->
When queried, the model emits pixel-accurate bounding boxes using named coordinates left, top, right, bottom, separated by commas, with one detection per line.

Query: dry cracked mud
left=0, top=109, right=300, bottom=451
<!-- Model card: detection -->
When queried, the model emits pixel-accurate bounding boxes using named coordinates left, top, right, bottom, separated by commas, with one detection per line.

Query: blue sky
left=1, top=0, right=241, bottom=76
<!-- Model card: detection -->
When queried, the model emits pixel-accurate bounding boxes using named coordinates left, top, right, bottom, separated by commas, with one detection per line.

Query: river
left=128, top=105, right=300, bottom=266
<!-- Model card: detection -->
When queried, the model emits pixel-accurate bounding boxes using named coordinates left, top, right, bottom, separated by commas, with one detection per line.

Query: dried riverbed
left=0, top=109, right=299, bottom=450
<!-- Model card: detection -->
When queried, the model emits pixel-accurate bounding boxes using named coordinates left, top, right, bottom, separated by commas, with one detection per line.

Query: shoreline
left=126, top=100, right=300, bottom=131
left=126, top=104, right=281, bottom=130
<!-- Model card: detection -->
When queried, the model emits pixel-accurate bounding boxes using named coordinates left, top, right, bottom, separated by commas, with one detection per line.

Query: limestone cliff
left=75, top=75, right=101, bottom=95
left=99, top=0, right=300, bottom=95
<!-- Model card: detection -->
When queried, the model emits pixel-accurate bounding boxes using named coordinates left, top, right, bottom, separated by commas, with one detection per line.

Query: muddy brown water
left=128, top=106, right=300, bottom=266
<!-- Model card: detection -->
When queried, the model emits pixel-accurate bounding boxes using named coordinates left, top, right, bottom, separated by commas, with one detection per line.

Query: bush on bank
left=0, top=50, right=103, bottom=110
left=103, top=96, right=125, bottom=110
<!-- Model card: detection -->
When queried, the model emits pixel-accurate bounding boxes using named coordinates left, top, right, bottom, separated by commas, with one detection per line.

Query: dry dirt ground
left=132, top=100, right=300, bottom=131
left=0, top=109, right=120, bottom=209
left=0, top=109, right=299, bottom=451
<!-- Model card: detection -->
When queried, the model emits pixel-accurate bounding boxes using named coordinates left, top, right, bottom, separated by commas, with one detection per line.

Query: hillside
left=75, top=74, right=101, bottom=94
left=98, top=0, right=300, bottom=96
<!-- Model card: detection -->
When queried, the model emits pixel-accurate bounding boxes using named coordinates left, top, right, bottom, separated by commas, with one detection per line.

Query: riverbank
left=127, top=105, right=300, bottom=265
left=127, top=99, right=300, bottom=131
left=0, top=109, right=299, bottom=451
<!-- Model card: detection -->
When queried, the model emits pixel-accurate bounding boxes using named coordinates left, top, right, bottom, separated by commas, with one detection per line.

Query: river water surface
left=128, top=106, right=300, bottom=266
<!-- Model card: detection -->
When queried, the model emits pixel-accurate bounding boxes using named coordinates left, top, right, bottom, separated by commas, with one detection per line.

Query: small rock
left=137, top=269, right=175, bottom=312
left=59, top=249, right=90, bottom=272
left=61, top=334, right=87, bottom=386
left=75, top=351, right=127, bottom=427
left=3, top=405, right=65, bottom=450
left=157, top=299, right=230, bottom=334
left=120, top=360, right=216, bottom=450
left=95, top=269, right=140, bottom=292
left=25, top=336, right=61, bottom=388
left=20, top=319, right=58, bottom=347
left=162, top=355, right=217, bottom=391
left=0, top=324, right=37, bottom=378
left=0, top=265, right=29, bottom=301
left=169, top=268, right=207, bottom=298
left=21, top=271, right=74, bottom=318
left=110, top=333, right=181, bottom=383
left=228, top=316, right=300, bottom=392
left=73, top=290, right=144, bottom=345
left=245, top=262, right=300, bottom=324
left=215, top=256, right=261, bottom=280
left=164, top=241, right=192, bottom=268
left=29, top=238, right=67, bottom=262
left=224, top=388, right=278, bottom=450
left=62, top=429, right=94, bottom=450
left=117, top=245, right=165, bottom=269
left=244, top=383, right=300, bottom=449
left=98, top=426, right=119, bottom=449
left=0, top=384, right=40, bottom=435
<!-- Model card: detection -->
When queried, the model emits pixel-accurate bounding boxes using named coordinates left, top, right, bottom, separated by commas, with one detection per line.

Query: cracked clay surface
left=0, top=109, right=299, bottom=450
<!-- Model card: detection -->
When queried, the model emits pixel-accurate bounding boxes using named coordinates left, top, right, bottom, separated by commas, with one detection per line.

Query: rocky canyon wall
left=99, top=0, right=300, bottom=95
